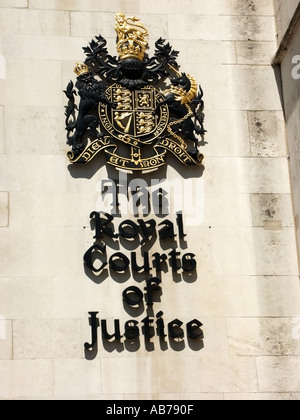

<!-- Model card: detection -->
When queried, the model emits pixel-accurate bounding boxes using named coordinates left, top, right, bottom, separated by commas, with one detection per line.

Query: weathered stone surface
left=228, top=318, right=300, bottom=356
left=199, top=357, right=258, bottom=393
left=257, top=357, right=300, bottom=392
left=0, top=106, right=4, bottom=153
left=0, top=9, right=70, bottom=36
left=236, top=41, right=276, bottom=65
left=248, top=111, right=287, bottom=157
left=0, top=192, right=8, bottom=226
left=0, top=0, right=27, bottom=7
left=0, top=0, right=299, bottom=401
left=250, top=193, right=294, bottom=228
left=0, top=360, right=53, bottom=398
left=0, top=318, right=12, bottom=360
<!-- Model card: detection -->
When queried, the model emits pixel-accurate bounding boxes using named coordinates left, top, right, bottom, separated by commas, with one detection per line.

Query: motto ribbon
left=67, top=137, right=113, bottom=164
left=157, top=138, right=204, bottom=166
left=67, top=137, right=204, bottom=170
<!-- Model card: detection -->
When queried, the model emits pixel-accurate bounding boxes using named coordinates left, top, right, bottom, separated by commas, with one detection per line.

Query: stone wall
left=0, top=0, right=300, bottom=400
left=274, top=0, right=300, bottom=44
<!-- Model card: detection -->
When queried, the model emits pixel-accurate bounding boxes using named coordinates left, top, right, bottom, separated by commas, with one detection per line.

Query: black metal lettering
left=119, top=220, right=140, bottom=239
left=101, top=319, right=122, bottom=340
left=159, top=220, right=176, bottom=239
left=122, top=286, right=144, bottom=306
left=168, top=319, right=184, bottom=339
left=131, top=252, right=150, bottom=272
left=156, top=311, right=167, bottom=338
left=176, top=212, right=187, bottom=238
left=169, top=249, right=181, bottom=271
left=138, top=218, right=156, bottom=245
left=141, top=316, right=155, bottom=340
left=83, top=243, right=107, bottom=273
left=90, top=211, right=118, bottom=239
left=124, top=320, right=140, bottom=339
left=84, top=312, right=99, bottom=349
left=153, top=252, right=167, bottom=272
left=109, top=252, right=130, bottom=272
left=182, top=253, right=197, bottom=272
left=187, top=319, right=203, bottom=339
left=144, top=277, right=161, bottom=306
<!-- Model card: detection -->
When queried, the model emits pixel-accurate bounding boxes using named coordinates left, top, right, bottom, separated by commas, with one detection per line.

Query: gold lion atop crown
left=115, top=12, right=149, bottom=61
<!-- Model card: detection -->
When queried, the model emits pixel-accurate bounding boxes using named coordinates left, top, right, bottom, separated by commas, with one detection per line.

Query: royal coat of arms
left=64, top=12, right=206, bottom=171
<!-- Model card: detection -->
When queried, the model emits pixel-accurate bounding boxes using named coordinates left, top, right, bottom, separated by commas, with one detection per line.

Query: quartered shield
left=99, top=84, right=169, bottom=147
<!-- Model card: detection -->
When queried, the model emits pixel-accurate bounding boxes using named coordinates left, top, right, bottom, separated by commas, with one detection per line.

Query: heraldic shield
left=64, top=12, right=206, bottom=171
left=99, top=84, right=169, bottom=145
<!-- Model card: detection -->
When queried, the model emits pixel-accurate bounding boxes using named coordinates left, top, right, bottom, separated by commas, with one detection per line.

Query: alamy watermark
left=292, top=55, right=300, bottom=80
left=96, top=172, right=204, bottom=227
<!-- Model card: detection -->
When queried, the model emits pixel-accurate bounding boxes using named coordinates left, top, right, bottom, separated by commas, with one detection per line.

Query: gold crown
left=74, top=62, right=89, bottom=77
left=115, top=12, right=148, bottom=61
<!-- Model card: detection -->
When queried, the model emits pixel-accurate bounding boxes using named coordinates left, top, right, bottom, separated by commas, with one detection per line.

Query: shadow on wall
left=84, top=312, right=204, bottom=360
left=67, top=150, right=206, bottom=181
left=272, top=63, right=285, bottom=113
left=66, top=145, right=207, bottom=358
